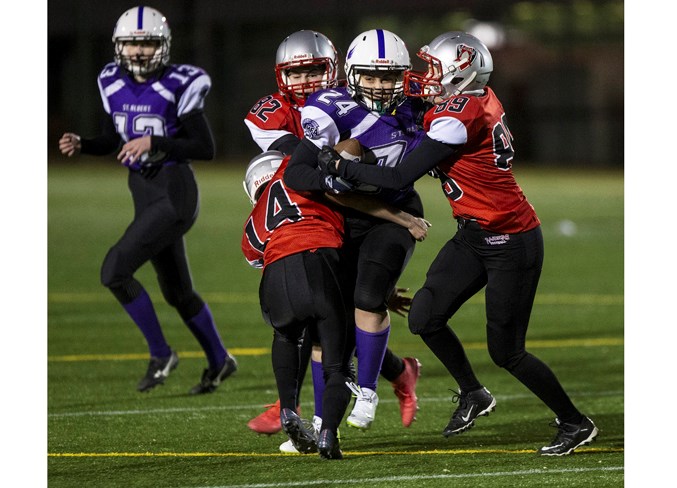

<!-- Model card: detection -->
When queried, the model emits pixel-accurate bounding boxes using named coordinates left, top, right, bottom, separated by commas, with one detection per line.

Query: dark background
left=48, top=0, right=623, bottom=166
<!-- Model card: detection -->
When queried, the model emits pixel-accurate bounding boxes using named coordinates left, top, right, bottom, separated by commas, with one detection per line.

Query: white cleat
left=346, top=383, right=379, bottom=430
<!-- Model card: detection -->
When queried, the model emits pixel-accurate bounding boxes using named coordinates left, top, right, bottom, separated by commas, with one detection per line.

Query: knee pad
left=489, top=348, right=527, bottom=371
left=408, top=287, right=446, bottom=335
left=353, top=262, right=392, bottom=313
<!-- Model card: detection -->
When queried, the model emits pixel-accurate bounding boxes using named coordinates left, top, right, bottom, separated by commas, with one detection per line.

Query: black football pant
left=100, top=166, right=205, bottom=321
left=260, top=248, right=352, bottom=434
left=410, top=224, right=580, bottom=421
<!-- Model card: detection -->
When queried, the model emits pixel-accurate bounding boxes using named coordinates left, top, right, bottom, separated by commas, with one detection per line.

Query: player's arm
left=269, top=134, right=301, bottom=155
left=152, top=110, right=215, bottom=161
left=60, top=116, right=122, bottom=157
left=325, top=193, right=431, bottom=242
left=284, top=138, right=354, bottom=194
left=330, top=136, right=458, bottom=189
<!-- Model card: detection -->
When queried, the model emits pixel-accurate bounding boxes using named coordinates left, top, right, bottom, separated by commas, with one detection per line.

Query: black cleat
left=318, top=429, right=343, bottom=460
left=280, top=408, right=317, bottom=454
left=538, top=416, right=599, bottom=456
left=189, top=354, right=238, bottom=395
left=442, top=387, right=496, bottom=437
left=137, top=350, right=179, bottom=392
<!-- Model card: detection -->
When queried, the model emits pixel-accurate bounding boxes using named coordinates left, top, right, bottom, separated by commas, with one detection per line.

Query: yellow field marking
left=48, top=337, right=622, bottom=362
left=48, top=292, right=623, bottom=305
left=48, top=447, right=623, bottom=458
left=48, top=348, right=268, bottom=362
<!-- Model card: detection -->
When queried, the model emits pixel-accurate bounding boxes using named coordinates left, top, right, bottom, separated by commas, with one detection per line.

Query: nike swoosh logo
left=540, top=443, right=564, bottom=451
left=461, top=405, right=475, bottom=422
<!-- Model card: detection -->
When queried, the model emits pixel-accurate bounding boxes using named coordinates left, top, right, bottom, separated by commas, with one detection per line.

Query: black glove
left=139, top=148, right=167, bottom=179
left=317, top=146, right=342, bottom=176
left=321, top=174, right=354, bottom=194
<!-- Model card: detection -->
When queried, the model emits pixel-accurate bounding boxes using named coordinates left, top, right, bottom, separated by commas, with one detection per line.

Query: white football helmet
left=275, top=30, right=338, bottom=106
left=404, top=31, right=493, bottom=99
left=243, top=151, right=285, bottom=205
left=344, top=29, right=411, bottom=113
left=112, top=6, right=171, bottom=77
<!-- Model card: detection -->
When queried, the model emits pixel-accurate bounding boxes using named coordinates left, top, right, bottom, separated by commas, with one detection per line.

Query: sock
left=355, top=326, right=390, bottom=391
left=122, top=290, right=171, bottom=358
left=379, top=348, right=404, bottom=382
left=186, top=304, right=228, bottom=370
left=311, top=359, right=324, bottom=418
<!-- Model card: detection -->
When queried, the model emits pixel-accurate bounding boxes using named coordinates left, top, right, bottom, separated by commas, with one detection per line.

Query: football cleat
left=280, top=408, right=317, bottom=454
left=137, top=350, right=179, bottom=392
left=391, top=357, right=421, bottom=427
left=247, top=400, right=301, bottom=435
left=318, top=429, right=343, bottom=460
left=346, top=383, right=379, bottom=429
left=189, top=354, right=238, bottom=395
left=280, top=416, right=322, bottom=454
left=538, top=416, right=599, bottom=456
left=442, top=387, right=496, bottom=437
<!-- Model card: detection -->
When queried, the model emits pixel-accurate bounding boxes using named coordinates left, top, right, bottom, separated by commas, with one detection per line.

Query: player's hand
left=407, top=217, right=431, bottom=241
left=317, top=146, right=343, bottom=176
left=118, top=136, right=152, bottom=167
left=387, top=287, right=412, bottom=317
left=321, top=175, right=354, bottom=194
left=58, top=133, right=81, bottom=157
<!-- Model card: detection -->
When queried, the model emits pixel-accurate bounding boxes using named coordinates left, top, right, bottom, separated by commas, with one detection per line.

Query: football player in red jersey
left=241, top=151, right=428, bottom=459
left=244, top=31, right=424, bottom=442
left=319, top=32, right=598, bottom=456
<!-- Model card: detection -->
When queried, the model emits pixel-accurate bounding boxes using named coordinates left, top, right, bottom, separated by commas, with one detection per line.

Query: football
left=332, top=138, right=379, bottom=194
left=333, top=138, right=364, bottom=162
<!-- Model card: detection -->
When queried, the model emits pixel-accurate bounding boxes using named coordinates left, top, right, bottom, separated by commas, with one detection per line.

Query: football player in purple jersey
left=284, top=29, right=429, bottom=430
left=58, top=6, right=236, bottom=394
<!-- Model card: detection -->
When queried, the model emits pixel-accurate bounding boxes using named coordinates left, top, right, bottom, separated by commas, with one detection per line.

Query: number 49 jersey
left=96, top=62, right=211, bottom=164
left=426, top=87, right=540, bottom=234
left=241, top=157, right=344, bottom=269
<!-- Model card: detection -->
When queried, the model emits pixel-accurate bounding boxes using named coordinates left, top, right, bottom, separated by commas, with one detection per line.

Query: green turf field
left=48, top=161, right=623, bottom=487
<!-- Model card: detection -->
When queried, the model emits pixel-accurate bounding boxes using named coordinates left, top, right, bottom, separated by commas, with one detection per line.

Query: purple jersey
left=300, top=87, right=426, bottom=204
left=96, top=62, right=211, bottom=166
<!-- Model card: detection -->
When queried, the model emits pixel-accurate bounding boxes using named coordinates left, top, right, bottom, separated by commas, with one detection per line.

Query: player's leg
left=482, top=226, right=597, bottom=454
left=348, top=222, right=416, bottom=429
left=151, top=237, right=236, bottom=394
left=408, top=231, right=495, bottom=436
left=100, top=172, right=192, bottom=391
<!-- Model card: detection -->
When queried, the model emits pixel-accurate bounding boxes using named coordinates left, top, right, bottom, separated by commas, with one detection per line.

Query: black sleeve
left=150, top=110, right=215, bottom=162
left=80, top=116, right=122, bottom=155
left=269, top=133, right=301, bottom=156
left=283, top=138, right=326, bottom=191
left=337, top=135, right=459, bottom=190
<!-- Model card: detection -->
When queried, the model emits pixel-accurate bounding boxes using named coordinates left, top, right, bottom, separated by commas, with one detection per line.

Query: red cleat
left=247, top=399, right=301, bottom=435
left=391, top=357, right=421, bottom=427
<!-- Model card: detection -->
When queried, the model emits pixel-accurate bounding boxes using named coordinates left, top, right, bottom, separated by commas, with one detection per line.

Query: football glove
left=321, top=174, right=354, bottom=194
left=317, top=146, right=343, bottom=176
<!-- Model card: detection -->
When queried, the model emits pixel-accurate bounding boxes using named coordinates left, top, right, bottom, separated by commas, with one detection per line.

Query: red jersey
left=244, top=92, right=303, bottom=151
left=241, top=157, right=344, bottom=269
left=425, top=87, right=540, bottom=234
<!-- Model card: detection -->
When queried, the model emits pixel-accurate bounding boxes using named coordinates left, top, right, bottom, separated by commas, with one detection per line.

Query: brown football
left=333, top=138, right=364, bottom=162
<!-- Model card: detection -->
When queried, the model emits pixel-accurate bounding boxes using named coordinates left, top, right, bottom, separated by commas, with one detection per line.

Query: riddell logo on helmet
left=254, top=174, right=273, bottom=189
left=373, top=59, right=393, bottom=65
left=292, top=54, right=312, bottom=60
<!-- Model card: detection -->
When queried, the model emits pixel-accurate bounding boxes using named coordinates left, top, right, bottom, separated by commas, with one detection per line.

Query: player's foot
left=318, top=429, right=343, bottom=460
left=391, top=357, right=421, bottom=427
left=280, top=408, right=317, bottom=454
left=137, top=350, right=179, bottom=392
left=442, top=387, right=496, bottom=437
left=346, top=383, right=379, bottom=430
left=538, top=416, right=598, bottom=456
left=247, top=400, right=302, bottom=435
left=189, top=354, right=238, bottom=394
left=279, top=415, right=322, bottom=454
